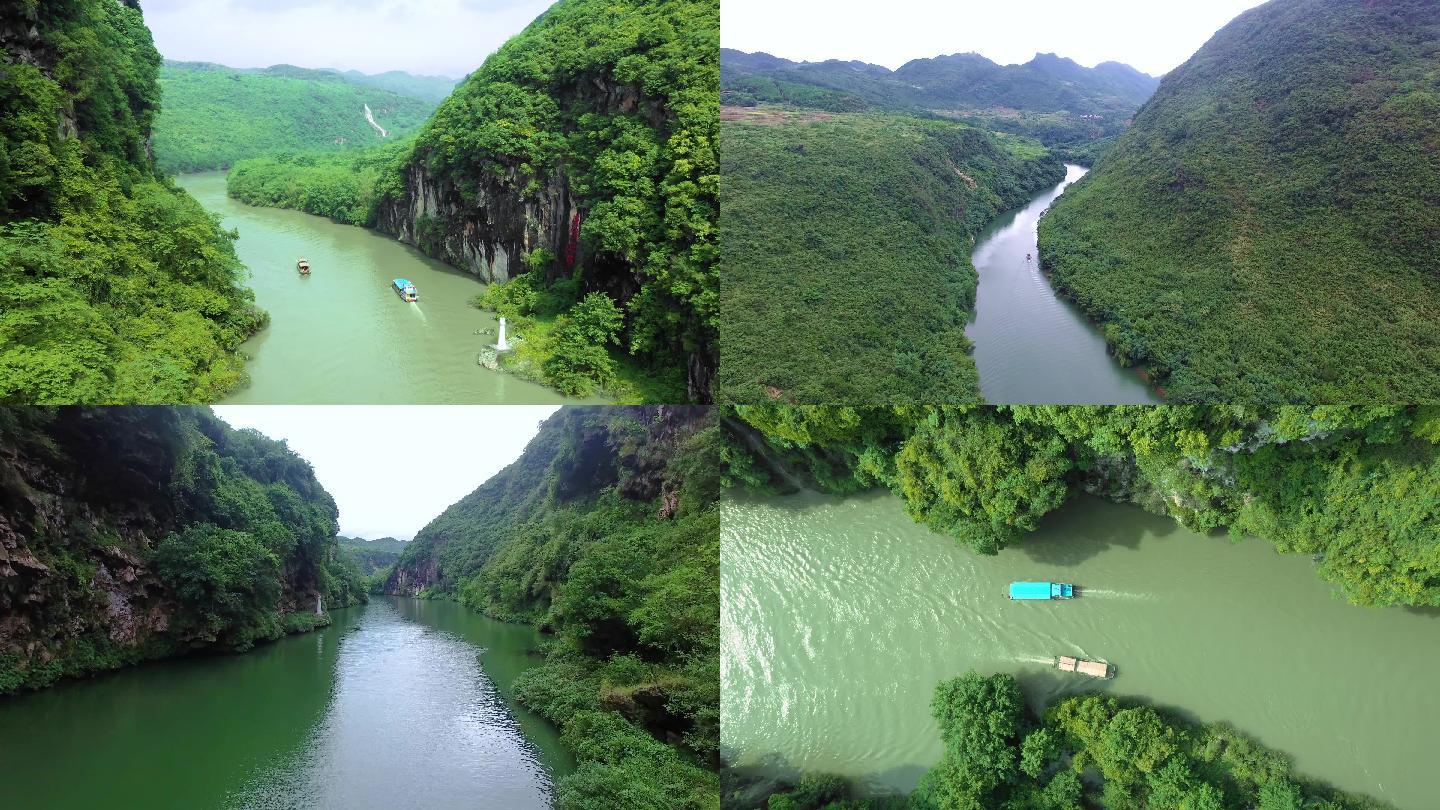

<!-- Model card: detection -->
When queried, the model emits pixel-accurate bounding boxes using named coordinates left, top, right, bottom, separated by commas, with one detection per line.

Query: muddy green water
left=178, top=172, right=592, bottom=404
left=0, top=598, right=572, bottom=809
left=967, top=165, right=1160, bottom=404
left=721, top=491, right=1439, bottom=809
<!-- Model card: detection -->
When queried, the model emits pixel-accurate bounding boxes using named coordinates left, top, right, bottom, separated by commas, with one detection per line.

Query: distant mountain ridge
left=162, top=60, right=458, bottom=100
left=721, top=47, right=1158, bottom=115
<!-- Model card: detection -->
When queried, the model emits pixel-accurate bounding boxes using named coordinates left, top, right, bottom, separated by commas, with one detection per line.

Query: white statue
left=495, top=317, right=510, bottom=351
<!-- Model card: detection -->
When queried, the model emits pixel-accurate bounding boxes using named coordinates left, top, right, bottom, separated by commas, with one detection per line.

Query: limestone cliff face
left=376, top=157, right=575, bottom=284
left=375, top=77, right=665, bottom=284
left=0, top=409, right=348, bottom=694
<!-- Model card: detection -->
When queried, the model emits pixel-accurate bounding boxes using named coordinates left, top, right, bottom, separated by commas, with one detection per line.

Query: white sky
left=212, top=406, right=559, bottom=541
left=142, top=0, right=555, bottom=77
left=721, top=0, right=1270, bottom=77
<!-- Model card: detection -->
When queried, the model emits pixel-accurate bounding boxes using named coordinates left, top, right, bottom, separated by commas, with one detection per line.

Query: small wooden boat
left=1056, top=655, right=1112, bottom=679
left=297, top=258, right=311, bottom=275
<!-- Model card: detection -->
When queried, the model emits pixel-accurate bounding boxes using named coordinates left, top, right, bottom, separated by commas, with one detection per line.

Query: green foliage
left=718, top=112, right=1064, bottom=403
left=0, top=407, right=362, bottom=694
left=0, top=1, right=263, bottom=403
left=151, top=62, right=437, bottom=173
left=881, top=672, right=1394, bottom=810
left=155, top=524, right=282, bottom=648
left=1039, top=0, right=1440, bottom=401
left=733, top=405, right=1440, bottom=607
left=336, top=535, right=409, bottom=574
left=225, top=140, right=412, bottom=226
left=392, top=407, right=719, bottom=807
left=540, top=293, right=625, bottom=396
left=402, top=0, right=718, bottom=400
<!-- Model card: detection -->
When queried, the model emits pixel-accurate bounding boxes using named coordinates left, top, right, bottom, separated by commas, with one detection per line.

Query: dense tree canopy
left=0, top=0, right=263, bottom=403
left=1038, top=0, right=1440, bottom=401
left=730, top=405, right=1440, bottom=607
left=719, top=113, right=1064, bottom=403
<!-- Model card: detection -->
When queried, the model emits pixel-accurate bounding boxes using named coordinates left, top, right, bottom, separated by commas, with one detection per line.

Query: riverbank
left=968, top=164, right=1160, bottom=403
left=177, top=173, right=600, bottom=404
left=0, top=599, right=570, bottom=809
left=720, top=490, right=1437, bottom=808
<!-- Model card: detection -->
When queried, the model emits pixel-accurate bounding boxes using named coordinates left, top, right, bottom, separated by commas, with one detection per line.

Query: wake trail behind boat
left=1080, top=589, right=1155, bottom=601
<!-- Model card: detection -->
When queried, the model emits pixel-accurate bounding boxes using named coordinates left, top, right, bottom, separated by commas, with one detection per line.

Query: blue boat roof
left=1009, top=581, right=1054, bottom=599
left=393, top=278, right=413, bottom=286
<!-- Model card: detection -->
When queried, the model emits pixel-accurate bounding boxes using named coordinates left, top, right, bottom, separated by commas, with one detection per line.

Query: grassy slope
left=718, top=110, right=1064, bottom=403
left=1038, top=0, right=1440, bottom=402
left=152, top=63, right=437, bottom=173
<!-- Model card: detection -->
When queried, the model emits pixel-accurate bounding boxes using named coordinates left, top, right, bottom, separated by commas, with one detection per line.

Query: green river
left=721, top=490, right=1439, bottom=809
left=0, top=598, right=572, bottom=809
left=177, top=173, right=592, bottom=404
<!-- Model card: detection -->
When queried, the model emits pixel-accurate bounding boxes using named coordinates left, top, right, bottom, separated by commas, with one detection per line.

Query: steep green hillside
left=729, top=405, right=1440, bottom=607
left=386, top=406, right=719, bottom=808
left=1039, top=0, right=1440, bottom=402
left=152, top=61, right=438, bottom=173
left=718, top=111, right=1064, bottom=403
left=0, top=407, right=366, bottom=695
left=0, top=1, right=264, bottom=403
left=721, top=48, right=1158, bottom=147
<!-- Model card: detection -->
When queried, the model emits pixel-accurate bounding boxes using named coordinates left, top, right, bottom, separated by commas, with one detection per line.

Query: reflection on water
left=0, top=598, right=570, bottom=810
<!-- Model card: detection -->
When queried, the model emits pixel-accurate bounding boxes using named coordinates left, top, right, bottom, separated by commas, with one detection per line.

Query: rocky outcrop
left=0, top=409, right=347, bottom=694
left=375, top=157, right=579, bottom=284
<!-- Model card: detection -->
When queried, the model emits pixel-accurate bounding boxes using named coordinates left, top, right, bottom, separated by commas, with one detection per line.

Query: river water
left=967, top=165, right=1159, bottom=404
left=177, top=173, right=587, bottom=404
left=0, top=598, right=572, bottom=809
left=721, top=490, right=1439, bottom=809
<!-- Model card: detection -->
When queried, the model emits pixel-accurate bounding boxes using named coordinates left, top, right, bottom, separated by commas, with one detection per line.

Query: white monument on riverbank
left=494, top=317, right=510, bottom=351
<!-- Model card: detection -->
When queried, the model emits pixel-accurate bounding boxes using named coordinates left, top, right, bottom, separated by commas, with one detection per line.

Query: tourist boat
left=297, top=258, right=311, bottom=275
left=392, top=278, right=418, bottom=302
left=1056, top=656, right=1112, bottom=678
left=1008, top=581, right=1074, bottom=600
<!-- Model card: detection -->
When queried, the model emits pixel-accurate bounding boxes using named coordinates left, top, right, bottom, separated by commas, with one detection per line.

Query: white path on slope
left=364, top=103, right=388, bottom=138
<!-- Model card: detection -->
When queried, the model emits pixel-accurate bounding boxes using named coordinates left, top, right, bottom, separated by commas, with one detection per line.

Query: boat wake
left=1079, top=589, right=1154, bottom=601
left=410, top=305, right=428, bottom=324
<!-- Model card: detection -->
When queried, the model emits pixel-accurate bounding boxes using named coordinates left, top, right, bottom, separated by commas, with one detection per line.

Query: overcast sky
left=142, top=0, right=554, bottom=77
left=722, top=0, right=1270, bottom=77
left=212, top=406, right=558, bottom=541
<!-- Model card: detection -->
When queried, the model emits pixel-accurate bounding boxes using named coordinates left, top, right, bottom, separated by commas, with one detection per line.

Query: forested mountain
left=336, top=535, right=408, bottom=575
left=0, top=1, right=264, bottom=403
left=1039, top=0, right=1440, bottom=402
left=721, top=48, right=1158, bottom=145
left=719, top=112, right=1064, bottom=403
left=335, top=69, right=457, bottom=103
left=226, top=0, right=719, bottom=403
left=152, top=61, right=440, bottom=173
left=0, top=407, right=366, bottom=695
left=728, top=405, right=1440, bottom=607
left=386, top=406, right=719, bottom=807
